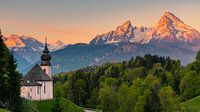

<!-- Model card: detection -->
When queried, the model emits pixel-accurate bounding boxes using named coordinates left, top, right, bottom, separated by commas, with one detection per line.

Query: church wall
left=41, top=66, right=52, bottom=78
left=21, top=86, right=42, bottom=100
left=20, top=81, right=53, bottom=100
left=40, top=81, right=53, bottom=100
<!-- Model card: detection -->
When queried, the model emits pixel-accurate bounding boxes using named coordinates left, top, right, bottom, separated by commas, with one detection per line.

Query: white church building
left=21, top=39, right=53, bottom=100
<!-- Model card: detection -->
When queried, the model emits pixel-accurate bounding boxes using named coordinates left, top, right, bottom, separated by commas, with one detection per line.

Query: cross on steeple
left=45, top=37, right=47, bottom=44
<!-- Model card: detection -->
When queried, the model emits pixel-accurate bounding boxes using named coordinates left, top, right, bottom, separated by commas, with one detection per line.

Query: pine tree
left=0, top=29, right=22, bottom=111
left=0, top=29, right=9, bottom=107
left=7, top=53, right=22, bottom=112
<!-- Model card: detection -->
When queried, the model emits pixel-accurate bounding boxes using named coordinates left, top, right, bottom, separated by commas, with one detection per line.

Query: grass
left=34, top=99, right=84, bottom=112
left=0, top=109, right=9, bottom=112
left=181, top=95, right=200, bottom=112
left=34, top=100, right=53, bottom=112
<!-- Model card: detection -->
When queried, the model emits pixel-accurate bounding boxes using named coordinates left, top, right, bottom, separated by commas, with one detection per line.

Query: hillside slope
left=181, top=95, right=200, bottom=112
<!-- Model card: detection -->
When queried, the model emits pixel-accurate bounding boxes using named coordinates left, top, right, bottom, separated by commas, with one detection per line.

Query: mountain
left=48, top=40, right=65, bottom=51
left=90, top=12, right=200, bottom=48
left=51, top=43, right=116, bottom=73
left=90, top=20, right=148, bottom=45
left=50, top=12, right=199, bottom=74
left=2, top=34, right=65, bottom=73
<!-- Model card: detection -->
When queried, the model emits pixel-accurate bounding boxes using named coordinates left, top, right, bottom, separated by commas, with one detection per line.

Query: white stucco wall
left=21, top=81, right=53, bottom=100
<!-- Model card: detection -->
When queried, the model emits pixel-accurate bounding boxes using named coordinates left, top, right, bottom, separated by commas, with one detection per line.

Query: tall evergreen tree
left=7, top=53, right=22, bottom=112
left=0, top=29, right=22, bottom=111
left=0, top=29, right=9, bottom=107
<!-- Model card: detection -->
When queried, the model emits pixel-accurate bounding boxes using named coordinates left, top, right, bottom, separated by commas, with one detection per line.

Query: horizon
left=1, top=0, right=200, bottom=44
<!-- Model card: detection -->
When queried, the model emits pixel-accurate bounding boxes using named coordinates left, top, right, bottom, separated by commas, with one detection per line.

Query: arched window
left=43, top=69, right=46, bottom=73
left=44, top=82, right=46, bottom=94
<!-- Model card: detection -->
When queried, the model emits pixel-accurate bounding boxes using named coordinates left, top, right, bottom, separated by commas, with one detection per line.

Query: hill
left=34, top=99, right=84, bottom=112
left=0, top=109, right=9, bottom=112
left=181, top=95, right=200, bottom=112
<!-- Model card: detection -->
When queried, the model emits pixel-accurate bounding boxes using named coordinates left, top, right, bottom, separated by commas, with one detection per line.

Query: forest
left=53, top=52, right=200, bottom=112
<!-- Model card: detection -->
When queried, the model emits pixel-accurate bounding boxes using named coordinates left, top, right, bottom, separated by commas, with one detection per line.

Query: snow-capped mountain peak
left=3, top=34, right=26, bottom=48
left=48, top=40, right=65, bottom=51
left=90, top=21, right=148, bottom=44
left=153, top=12, right=200, bottom=43
left=115, top=20, right=132, bottom=35
left=90, top=12, right=200, bottom=46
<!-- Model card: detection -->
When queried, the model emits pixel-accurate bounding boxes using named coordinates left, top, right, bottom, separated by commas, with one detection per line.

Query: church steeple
left=40, top=37, right=52, bottom=77
left=43, top=37, right=49, bottom=53
left=41, top=37, right=51, bottom=66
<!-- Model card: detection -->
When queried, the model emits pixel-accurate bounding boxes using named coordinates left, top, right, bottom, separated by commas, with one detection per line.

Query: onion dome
left=41, top=37, right=51, bottom=66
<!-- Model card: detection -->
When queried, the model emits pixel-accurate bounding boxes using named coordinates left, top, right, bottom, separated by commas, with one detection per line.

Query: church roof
left=21, top=64, right=53, bottom=86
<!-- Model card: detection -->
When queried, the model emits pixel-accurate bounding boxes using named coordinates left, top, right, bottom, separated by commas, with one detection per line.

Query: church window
left=44, top=69, right=46, bottom=73
left=37, top=86, right=40, bottom=95
left=44, top=82, right=46, bottom=94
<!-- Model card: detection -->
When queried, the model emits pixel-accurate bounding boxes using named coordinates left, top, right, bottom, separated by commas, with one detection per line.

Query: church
left=20, top=38, right=53, bottom=100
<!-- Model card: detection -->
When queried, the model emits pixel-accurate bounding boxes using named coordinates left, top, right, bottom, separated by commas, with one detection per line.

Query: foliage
left=22, top=99, right=38, bottom=112
left=0, top=31, right=22, bottom=111
left=179, top=71, right=200, bottom=100
left=159, top=86, right=182, bottom=112
left=53, top=54, right=188, bottom=112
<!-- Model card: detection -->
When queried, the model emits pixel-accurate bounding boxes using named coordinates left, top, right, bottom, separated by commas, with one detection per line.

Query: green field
left=0, top=109, right=9, bottom=112
left=34, top=99, right=84, bottom=112
left=181, top=95, right=200, bottom=112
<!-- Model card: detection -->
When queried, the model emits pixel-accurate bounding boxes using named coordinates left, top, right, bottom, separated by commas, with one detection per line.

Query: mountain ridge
left=90, top=12, right=200, bottom=48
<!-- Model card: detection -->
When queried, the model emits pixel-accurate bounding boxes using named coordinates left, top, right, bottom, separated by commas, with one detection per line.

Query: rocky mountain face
left=90, top=12, right=200, bottom=48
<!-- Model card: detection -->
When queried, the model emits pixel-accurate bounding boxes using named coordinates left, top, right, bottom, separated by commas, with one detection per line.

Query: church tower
left=40, top=37, right=52, bottom=78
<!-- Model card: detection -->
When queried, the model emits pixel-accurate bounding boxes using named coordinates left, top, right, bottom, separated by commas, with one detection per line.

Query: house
left=20, top=38, right=53, bottom=100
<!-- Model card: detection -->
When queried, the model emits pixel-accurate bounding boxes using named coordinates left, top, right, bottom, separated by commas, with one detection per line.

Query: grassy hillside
left=0, top=109, right=9, bottom=112
left=34, top=100, right=53, bottom=112
left=34, top=99, right=84, bottom=112
left=181, top=95, right=200, bottom=112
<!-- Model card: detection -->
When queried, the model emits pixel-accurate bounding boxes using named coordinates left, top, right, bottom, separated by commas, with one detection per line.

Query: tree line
left=54, top=52, right=200, bottom=112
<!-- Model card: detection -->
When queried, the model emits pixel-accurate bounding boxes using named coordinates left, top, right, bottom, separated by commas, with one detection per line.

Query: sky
left=0, top=0, right=200, bottom=44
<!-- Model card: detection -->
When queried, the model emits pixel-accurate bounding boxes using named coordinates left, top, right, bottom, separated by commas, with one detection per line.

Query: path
left=84, top=109, right=96, bottom=112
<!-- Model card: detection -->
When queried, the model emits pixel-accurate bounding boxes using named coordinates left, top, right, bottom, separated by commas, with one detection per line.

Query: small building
left=21, top=38, right=53, bottom=100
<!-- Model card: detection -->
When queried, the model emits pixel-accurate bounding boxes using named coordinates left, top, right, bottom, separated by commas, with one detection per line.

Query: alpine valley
left=4, top=12, right=200, bottom=74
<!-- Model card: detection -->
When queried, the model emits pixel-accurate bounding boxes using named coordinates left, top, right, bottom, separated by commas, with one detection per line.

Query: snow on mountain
left=3, top=34, right=26, bottom=48
left=48, top=40, right=65, bottom=51
left=2, top=34, right=65, bottom=64
left=90, top=12, right=200, bottom=48
left=90, top=21, right=148, bottom=44
left=147, top=12, right=200, bottom=45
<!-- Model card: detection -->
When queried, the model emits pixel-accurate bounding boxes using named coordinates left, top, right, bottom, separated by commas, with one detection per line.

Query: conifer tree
left=0, top=29, right=9, bottom=107
left=0, top=29, right=22, bottom=111
left=7, top=53, right=22, bottom=112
